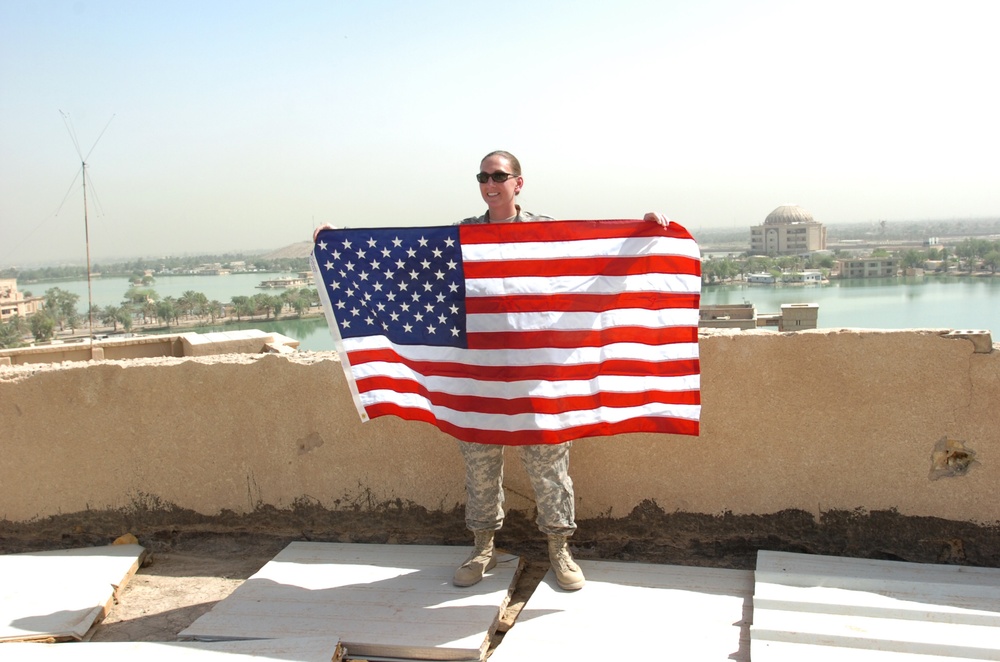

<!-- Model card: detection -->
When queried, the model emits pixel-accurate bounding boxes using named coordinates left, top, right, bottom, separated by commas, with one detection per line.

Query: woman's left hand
left=643, top=212, right=671, bottom=228
left=313, top=223, right=337, bottom=242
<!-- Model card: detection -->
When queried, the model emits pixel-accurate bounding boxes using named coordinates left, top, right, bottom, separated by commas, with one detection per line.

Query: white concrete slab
left=180, top=541, right=520, bottom=661
left=0, top=636, right=344, bottom=660
left=752, top=550, right=1000, bottom=660
left=490, top=560, right=753, bottom=662
left=0, top=544, right=146, bottom=642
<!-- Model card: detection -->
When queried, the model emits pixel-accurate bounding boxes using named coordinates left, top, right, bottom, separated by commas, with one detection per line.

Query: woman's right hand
left=643, top=212, right=672, bottom=228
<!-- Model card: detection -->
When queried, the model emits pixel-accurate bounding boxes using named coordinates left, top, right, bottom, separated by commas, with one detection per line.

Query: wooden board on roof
left=0, top=544, right=146, bottom=642
left=490, top=559, right=753, bottom=662
left=0, top=636, right=344, bottom=660
left=752, top=550, right=1000, bottom=660
left=180, top=541, right=521, bottom=661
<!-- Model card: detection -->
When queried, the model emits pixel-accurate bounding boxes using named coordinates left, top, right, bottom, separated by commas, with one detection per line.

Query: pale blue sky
left=2, top=0, right=998, bottom=266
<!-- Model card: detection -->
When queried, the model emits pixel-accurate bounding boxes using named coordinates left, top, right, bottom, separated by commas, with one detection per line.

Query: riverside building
left=750, top=204, right=827, bottom=256
left=0, top=279, right=41, bottom=322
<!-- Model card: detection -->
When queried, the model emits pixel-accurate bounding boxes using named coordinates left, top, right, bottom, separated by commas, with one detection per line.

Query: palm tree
left=231, top=295, right=250, bottom=321
left=157, top=298, right=178, bottom=327
left=178, top=291, right=198, bottom=319
left=116, top=305, right=134, bottom=332
left=251, top=293, right=274, bottom=318
left=142, top=299, right=157, bottom=325
left=101, top=305, right=123, bottom=332
left=0, top=315, right=29, bottom=349
left=208, top=300, right=224, bottom=323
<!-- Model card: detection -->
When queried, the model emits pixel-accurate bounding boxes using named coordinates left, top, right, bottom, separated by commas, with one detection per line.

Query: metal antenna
left=60, top=111, right=115, bottom=339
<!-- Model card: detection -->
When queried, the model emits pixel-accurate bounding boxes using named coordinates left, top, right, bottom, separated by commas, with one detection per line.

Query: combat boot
left=453, top=530, right=497, bottom=587
left=548, top=534, right=585, bottom=590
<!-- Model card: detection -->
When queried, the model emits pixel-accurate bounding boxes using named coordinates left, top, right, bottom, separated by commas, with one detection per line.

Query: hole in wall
left=929, top=437, right=978, bottom=480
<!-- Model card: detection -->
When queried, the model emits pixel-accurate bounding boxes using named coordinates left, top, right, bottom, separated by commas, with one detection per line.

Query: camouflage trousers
left=456, top=440, right=577, bottom=537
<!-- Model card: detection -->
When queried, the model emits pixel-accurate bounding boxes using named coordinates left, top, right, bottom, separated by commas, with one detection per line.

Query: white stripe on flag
left=465, top=273, right=701, bottom=297
left=359, top=391, right=702, bottom=432
left=461, top=235, right=702, bottom=261
left=341, top=337, right=700, bottom=365
left=467, top=308, right=699, bottom=333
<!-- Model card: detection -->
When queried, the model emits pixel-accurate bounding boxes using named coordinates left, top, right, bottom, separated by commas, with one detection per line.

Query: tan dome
left=765, top=205, right=814, bottom=225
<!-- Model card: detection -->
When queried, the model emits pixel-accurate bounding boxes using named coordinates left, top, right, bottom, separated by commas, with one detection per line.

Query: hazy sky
left=2, top=0, right=998, bottom=266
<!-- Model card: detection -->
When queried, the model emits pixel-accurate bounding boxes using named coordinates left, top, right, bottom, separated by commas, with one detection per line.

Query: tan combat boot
left=548, top=534, right=585, bottom=590
left=453, top=530, right=497, bottom=587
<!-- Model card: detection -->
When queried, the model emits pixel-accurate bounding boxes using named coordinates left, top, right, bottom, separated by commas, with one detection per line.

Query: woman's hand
left=643, top=212, right=671, bottom=228
left=313, top=223, right=337, bottom=242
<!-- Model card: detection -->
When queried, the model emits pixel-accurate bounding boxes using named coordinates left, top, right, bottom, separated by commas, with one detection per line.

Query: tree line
left=0, top=284, right=320, bottom=349
left=701, top=238, right=1000, bottom=284
left=1, top=255, right=311, bottom=283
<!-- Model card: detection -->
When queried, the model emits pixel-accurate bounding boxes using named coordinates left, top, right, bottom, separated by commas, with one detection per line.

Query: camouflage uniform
left=457, top=439, right=576, bottom=535
left=457, top=208, right=577, bottom=537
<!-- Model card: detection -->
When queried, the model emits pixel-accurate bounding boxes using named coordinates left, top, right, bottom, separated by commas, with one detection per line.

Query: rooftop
left=3, top=328, right=999, bottom=658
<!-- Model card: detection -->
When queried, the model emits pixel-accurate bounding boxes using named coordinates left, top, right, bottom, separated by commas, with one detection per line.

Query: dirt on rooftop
left=2, top=502, right=1000, bottom=649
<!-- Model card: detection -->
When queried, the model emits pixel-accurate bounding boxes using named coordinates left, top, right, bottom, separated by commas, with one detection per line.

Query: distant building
left=699, top=303, right=757, bottom=330
left=782, top=270, right=824, bottom=284
left=778, top=303, right=819, bottom=331
left=838, top=258, right=900, bottom=278
left=700, top=302, right=818, bottom=332
left=750, top=205, right=827, bottom=256
left=0, top=279, right=42, bottom=322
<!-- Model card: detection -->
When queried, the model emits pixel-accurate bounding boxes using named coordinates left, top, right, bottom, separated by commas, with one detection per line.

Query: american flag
left=312, top=219, right=701, bottom=445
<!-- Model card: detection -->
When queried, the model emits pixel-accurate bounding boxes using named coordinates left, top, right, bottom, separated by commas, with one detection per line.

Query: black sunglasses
left=476, top=171, right=518, bottom=183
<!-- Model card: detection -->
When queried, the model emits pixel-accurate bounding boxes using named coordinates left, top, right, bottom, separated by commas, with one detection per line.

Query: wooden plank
left=752, top=639, right=988, bottom=661
left=180, top=541, right=520, bottom=661
left=756, top=550, right=1000, bottom=600
left=753, top=608, right=1000, bottom=659
left=0, top=636, right=344, bottom=660
left=752, top=550, right=1000, bottom=661
left=755, top=582, right=1000, bottom=626
left=490, top=560, right=753, bottom=662
left=0, top=544, right=146, bottom=642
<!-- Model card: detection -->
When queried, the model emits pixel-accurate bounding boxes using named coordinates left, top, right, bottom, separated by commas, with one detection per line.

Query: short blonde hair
left=481, top=150, right=521, bottom=176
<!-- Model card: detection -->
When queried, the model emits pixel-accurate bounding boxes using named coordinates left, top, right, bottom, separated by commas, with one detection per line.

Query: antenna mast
left=82, top=158, right=94, bottom=336
left=60, top=111, right=114, bottom=339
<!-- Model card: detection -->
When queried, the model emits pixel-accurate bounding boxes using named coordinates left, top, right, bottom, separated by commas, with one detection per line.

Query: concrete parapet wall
left=0, top=329, right=298, bottom=366
left=1, top=329, right=997, bottom=526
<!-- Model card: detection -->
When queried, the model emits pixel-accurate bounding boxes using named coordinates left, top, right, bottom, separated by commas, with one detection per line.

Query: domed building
left=750, top=204, right=827, bottom=256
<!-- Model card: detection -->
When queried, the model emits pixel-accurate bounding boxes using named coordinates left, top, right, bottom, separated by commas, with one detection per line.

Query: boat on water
left=256, top=272, right=315, bottom=289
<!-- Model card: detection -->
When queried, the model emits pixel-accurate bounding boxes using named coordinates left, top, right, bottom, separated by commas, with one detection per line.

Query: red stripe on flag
left=467, top=325, right=698, bottom=350
left=346, top=348, right=700, bottom=381
left=463, top=254, right=701, bottom=279
left=459, top=219, right=694, bottom=244
left=362, top=402, right=700, bottom=444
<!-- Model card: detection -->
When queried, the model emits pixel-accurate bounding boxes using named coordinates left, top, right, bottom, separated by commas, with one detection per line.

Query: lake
left=32, top=272, right=300, bottom=310
left=33, top=274, right=1000, bottom=352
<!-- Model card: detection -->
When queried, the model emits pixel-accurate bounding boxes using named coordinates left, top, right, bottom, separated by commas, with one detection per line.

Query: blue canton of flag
left=314, top=226, right=468, bottom=347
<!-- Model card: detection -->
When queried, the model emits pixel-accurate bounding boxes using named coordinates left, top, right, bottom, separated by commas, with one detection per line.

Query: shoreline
left=45, top=309, right=326, bottom=343
left=703, top=270, right=1000, bottom=287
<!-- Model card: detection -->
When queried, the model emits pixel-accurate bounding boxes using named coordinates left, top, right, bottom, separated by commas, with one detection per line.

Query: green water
left=38, top=274, right=1000, bottom=351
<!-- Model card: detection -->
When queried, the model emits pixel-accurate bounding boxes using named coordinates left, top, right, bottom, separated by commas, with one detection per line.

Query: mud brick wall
left=2, top=329, right=997, bottom=526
